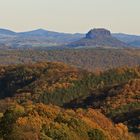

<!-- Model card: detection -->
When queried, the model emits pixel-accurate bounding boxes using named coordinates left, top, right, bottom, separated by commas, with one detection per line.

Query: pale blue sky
left=0, top=0, right=140, bottom=34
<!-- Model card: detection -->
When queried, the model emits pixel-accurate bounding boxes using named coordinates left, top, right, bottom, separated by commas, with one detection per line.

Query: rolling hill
left=0, top=48, right=139, bottom=71
left=113, top=33, right=140, bottom=47
left=65, top=77, right=140, bottom=134
left=0, top=61, right=139, bottom=140
left=0, top=28, right=84, bottom=48
left=45, top=48, right=140, bottom=71
left=0, top=103, right=134, bottom=140
left=0, top=29, right=16, bottom=35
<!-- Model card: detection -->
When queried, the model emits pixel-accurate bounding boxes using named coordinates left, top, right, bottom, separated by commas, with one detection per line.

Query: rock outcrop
left=86, top=28, right=111, bottom=39
left=69, top=28, right=128, bottom=48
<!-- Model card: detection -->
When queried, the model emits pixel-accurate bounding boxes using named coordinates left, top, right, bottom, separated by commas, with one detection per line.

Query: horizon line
left=0, top=27, right=140, bottom=36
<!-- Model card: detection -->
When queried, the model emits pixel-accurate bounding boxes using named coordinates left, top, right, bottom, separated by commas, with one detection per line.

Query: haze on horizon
left=0, top=0, right=140, bottom=35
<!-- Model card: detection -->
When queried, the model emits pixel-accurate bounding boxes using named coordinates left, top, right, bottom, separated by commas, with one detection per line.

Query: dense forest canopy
left=0, top=61, right=139, bottom=140
left=0, top=48, right=140, bottom=71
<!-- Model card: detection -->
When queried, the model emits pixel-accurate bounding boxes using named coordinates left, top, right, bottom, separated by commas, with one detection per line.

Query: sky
left=0, top=0, right=140, bottom=34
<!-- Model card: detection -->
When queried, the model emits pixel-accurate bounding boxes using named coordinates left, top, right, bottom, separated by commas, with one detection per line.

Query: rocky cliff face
left=86, top=28, right=111, bottom=39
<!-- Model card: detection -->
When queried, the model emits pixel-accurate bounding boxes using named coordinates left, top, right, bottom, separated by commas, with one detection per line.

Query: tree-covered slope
left=0, top=103, right=135, bottom=140
left=0, top=62, right=139, bottom=106
left=0, top=48, right=140, bottom=72
left=0, top=62, right=139, bottom=139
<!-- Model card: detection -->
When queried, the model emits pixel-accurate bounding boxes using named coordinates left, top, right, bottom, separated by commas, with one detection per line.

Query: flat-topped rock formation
left=69, top=28, right=128, bottom=48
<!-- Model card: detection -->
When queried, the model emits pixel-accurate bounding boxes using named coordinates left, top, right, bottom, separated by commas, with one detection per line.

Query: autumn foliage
left=0, top=62, right=139, bottom=140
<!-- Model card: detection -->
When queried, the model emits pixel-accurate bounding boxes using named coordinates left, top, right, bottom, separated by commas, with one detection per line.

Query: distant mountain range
left=0, top=28, right=84, bottom=48
left=0, top=28, right=139, bottom=48
left=112, top=33, right=140, bottom=47
left=0, top=29, right=16, bottom=35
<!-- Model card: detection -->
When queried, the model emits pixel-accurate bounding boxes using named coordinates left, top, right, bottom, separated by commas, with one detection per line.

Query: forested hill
left=0, top=62, right=139, bottom=105
left=0, top=48, right=140, bottom=72
left=0, top=62, right=139, bottom=139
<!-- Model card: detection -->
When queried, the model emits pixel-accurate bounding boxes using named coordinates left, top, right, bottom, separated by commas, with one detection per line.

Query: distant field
left=1, top=48, right=140, bottom=71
